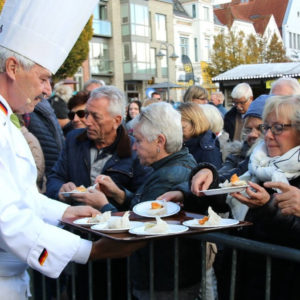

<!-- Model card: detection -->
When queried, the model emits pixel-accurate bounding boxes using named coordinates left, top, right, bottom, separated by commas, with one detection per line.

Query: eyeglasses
left=259, top=123, right=293, bottom=135
left=232, top=98, right=250, bottom=106
left=243, top=126, right=263, bottom=135
left=68, top=110, right=85, bottom=120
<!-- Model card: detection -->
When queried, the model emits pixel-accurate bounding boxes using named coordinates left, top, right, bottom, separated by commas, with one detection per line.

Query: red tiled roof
left=214, top=0, right=289, bottom=35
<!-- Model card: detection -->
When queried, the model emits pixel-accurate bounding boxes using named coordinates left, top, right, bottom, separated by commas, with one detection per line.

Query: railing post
left=127, top=256, right=132, bottom=300
left=149, top=240, right=155, bottom=300
left=229, top=248, right=237, bottom=300
left=107, top=258, right=112, bottom=300
left=265, top=256, right=272, bottom=300
left=201, top=241, right=207, bottom=300
left=174, top=238, right=179, bottom=300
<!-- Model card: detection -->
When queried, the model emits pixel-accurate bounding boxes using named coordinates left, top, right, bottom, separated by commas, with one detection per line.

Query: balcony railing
left=93, top=20, right=112, bottom=37
left=90, top=58, right=114, bottom=76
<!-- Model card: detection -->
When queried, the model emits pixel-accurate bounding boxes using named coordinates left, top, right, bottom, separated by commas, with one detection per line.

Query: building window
left=155, top=14, right=167, bottom=41
left=159, top=49, right=168, bottom=77
left=293, top=33, right=297, bottom=49
left=289, top=32, right=293, bottom=48
left=132, top=42, right=150, bottom=74
left=297, top=34, right=300, bottom=50
left=180, top=37, right=189, bottom=57
left=130, top=3, right=149, bottom=37
left=203, top=7, right=209, bottom=21
left=194, top=38, right=198, bottom=62
left=204, top=38, right=210, bottom=61
left=150, top=48, right=156, bottom=76
left=192, top=4, right=196, bottom=18
left=89, top=38, right=111, bottom=75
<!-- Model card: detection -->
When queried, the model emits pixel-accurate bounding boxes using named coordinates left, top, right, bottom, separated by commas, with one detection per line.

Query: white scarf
left=226, top=140, right=300, bottom=220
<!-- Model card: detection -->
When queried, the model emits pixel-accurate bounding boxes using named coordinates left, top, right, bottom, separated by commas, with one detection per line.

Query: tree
left=207, top=30, right=290, bottom=78
left=52, top=16, right=94, bottom=83
left=265, top=34, right=290, bottom=63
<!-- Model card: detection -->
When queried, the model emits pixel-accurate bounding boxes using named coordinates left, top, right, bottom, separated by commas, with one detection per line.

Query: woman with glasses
left=183, top=85, right=208, bottom=104
left=189, top=95, right=300, bottom=300
left=63, top=91, right=90, bottom=135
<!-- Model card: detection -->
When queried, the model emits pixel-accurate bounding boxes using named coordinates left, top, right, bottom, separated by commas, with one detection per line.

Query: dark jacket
left=218, top=141, right=250, bottom=181
left=184, top=130, right=222, bottom=169
left=28, top=99, right=64, bottom=176
left=224, top=106, right=240, bottom=141
left=46, top=126, right=151, bottom=211
left=130, top=148, right=203, bottom=291
left=187, top=163, right=300, bottom=300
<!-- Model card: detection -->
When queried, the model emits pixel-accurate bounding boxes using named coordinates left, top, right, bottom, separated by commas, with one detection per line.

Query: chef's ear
left=5, top=56, right=21, bottom=80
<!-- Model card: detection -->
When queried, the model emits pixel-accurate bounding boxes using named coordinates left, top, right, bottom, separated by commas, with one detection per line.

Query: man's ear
left=5, top=57, right=19, bottom=80
left=157, top=133, right=166, bottom=147
left=113, top=115, right=122, bottom=129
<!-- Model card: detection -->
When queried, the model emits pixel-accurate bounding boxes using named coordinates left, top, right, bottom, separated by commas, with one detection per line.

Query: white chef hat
left=0, top=0, right=97, bottom=74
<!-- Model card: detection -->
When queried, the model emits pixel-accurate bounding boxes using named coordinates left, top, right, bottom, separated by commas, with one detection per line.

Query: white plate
left=182, top=218, right=239, bottom=228
left=201, top=185, right=249, bottom=196
left=129, top=224, right=188, bottom=236
left=73, top=217, right=101, bottom=226
left=133, top=200, right=180, bottom=218
left=60, top=191, right=88, bottom=198
left=91, top=221, right=144, bottom=234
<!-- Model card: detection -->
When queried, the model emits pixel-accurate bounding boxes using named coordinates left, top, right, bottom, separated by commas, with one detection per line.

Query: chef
left=0, top=0, right=143, bottom=299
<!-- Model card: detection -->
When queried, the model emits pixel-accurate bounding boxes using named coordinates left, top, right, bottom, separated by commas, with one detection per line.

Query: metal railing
left=29, top=232, right=300, bottom=300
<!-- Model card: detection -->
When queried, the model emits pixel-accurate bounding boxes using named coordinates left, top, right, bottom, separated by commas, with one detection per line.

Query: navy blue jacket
left=46, top=126, right=151, bottom=211
left=130, top=148, right=203, bottom=291
left=184, top=130, right=223, bottom=169
left=28, top=99, right=64, bottom=176
left=224, top=106, right=240, bottom=141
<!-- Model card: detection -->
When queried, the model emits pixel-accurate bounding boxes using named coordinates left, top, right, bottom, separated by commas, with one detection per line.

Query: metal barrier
left=29, top=232, right=300, bottom=300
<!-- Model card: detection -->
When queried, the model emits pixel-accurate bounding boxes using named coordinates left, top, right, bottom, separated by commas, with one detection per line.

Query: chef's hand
left=264, top=181, right=300, bottom=217
left=71, top=189, right=109, bottom=210
left=62, top=205, right=99, bottom=219
left=90, top=238, right=147, bottom=260
left=191, top=168, right=213, bottom=197
left=95, top=175, right=125, bottom=205
left=157, top=191, right=184, bottom=203
left=58, top=182, right=77, bottom=201
left=231, top=181, right=270, bottom=208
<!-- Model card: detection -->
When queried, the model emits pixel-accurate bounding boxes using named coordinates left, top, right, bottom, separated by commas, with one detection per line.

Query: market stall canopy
left=212, top=62, right=300, bottom=82
left=147, top=82, right=182, bottom=89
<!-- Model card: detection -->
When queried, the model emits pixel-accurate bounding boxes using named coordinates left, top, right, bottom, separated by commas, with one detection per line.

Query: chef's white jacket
left=0, top=96, right=92, bottom=278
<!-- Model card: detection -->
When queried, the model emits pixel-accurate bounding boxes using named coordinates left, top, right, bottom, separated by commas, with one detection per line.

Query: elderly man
left=210, top=91, right=227, bottom=117
left=46, top=85, right=150, bottom=211
left=83, top=78, right=106, bottom=92
left=0, top=1, right=143, bottom=298
left=224, top=82, right=253, bottom=141
left=270, top=77, right=300, bottom=95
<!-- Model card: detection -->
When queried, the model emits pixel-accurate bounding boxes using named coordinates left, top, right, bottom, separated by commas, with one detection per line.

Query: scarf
left=227, top=140, right=300, bottom=220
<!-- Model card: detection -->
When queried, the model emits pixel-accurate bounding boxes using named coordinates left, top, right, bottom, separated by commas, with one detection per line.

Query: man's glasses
left=68, top=110, right=85, bottom=120
left=259, top=123, right=292, bottom=135
left=232, top=98, right=250, bottom=106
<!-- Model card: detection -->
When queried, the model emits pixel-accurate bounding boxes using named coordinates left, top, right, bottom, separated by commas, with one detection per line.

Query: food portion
left=219, top=173, right=247, bottom=188
left=71, top=185, right=88, bottom=192
left=194, top=207, right=222, bottom=226
left=144, top=216, right=169, bottom=233
left=87, top=211, right=111, bottom=224
left=107, top=211, right=130, bottom=229
left=147, top=201, right=167, bottom=216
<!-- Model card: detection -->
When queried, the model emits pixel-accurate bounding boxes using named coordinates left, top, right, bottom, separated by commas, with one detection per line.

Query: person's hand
left=58, top=182, right=77, bottom=201
left=62, top=205, right=99, bottom=220
left=71, top=189, right=109, bottom=210
left=95, top=175, right=125, bottom=204
left=230, top=181, right=271, bottom=208
left=191, top=168, right=213, bottom=197
left=264, top=181, right=300, bottom=217
left=157, top=191, right=184, bottom=203
left=90, top=238, right=147, bottom=260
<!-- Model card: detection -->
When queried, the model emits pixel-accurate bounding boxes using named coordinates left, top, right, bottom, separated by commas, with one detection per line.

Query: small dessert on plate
left=219, top=173, right=247, bottom=188
left=107, top=211, right=130, bottom=229
left=144, top=216, right=169, bottom=234
left=74, top=185, right=88, bottom=192
left=147, top=201, right=167, bottom=216
left=196, top=207, right=222, bottom=226
left=87, top=211, right=111, bottom=224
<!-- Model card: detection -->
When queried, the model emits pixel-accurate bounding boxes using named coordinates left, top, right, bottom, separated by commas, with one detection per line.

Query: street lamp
left=156, top=42, right=179, bottom=101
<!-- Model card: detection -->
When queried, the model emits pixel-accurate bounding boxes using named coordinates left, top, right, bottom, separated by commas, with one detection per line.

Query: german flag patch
left=38, top=248, right=48, bottom=266
left=0, top=101, right=8, bottom=116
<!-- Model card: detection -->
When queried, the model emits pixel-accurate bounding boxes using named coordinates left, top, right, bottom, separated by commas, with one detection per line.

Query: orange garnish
left=151, top=202, right=163, bottom=209
left=230, top=173, right=239, bottom=183
left=198, top=216, right=209, bottom=225
left=76, top=186, right=87, bottom=192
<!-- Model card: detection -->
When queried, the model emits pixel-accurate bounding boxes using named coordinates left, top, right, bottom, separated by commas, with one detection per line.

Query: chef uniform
left=0, top=0, right=97, bottom=298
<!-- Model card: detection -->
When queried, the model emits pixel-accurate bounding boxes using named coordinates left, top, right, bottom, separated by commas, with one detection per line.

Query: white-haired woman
left=94, top=102, right=202, bottom=299
left=190, top=95, right=300, bottom=300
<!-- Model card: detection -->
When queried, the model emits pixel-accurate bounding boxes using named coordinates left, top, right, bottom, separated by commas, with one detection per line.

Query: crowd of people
left=1, top=1, right=300, bottom=300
